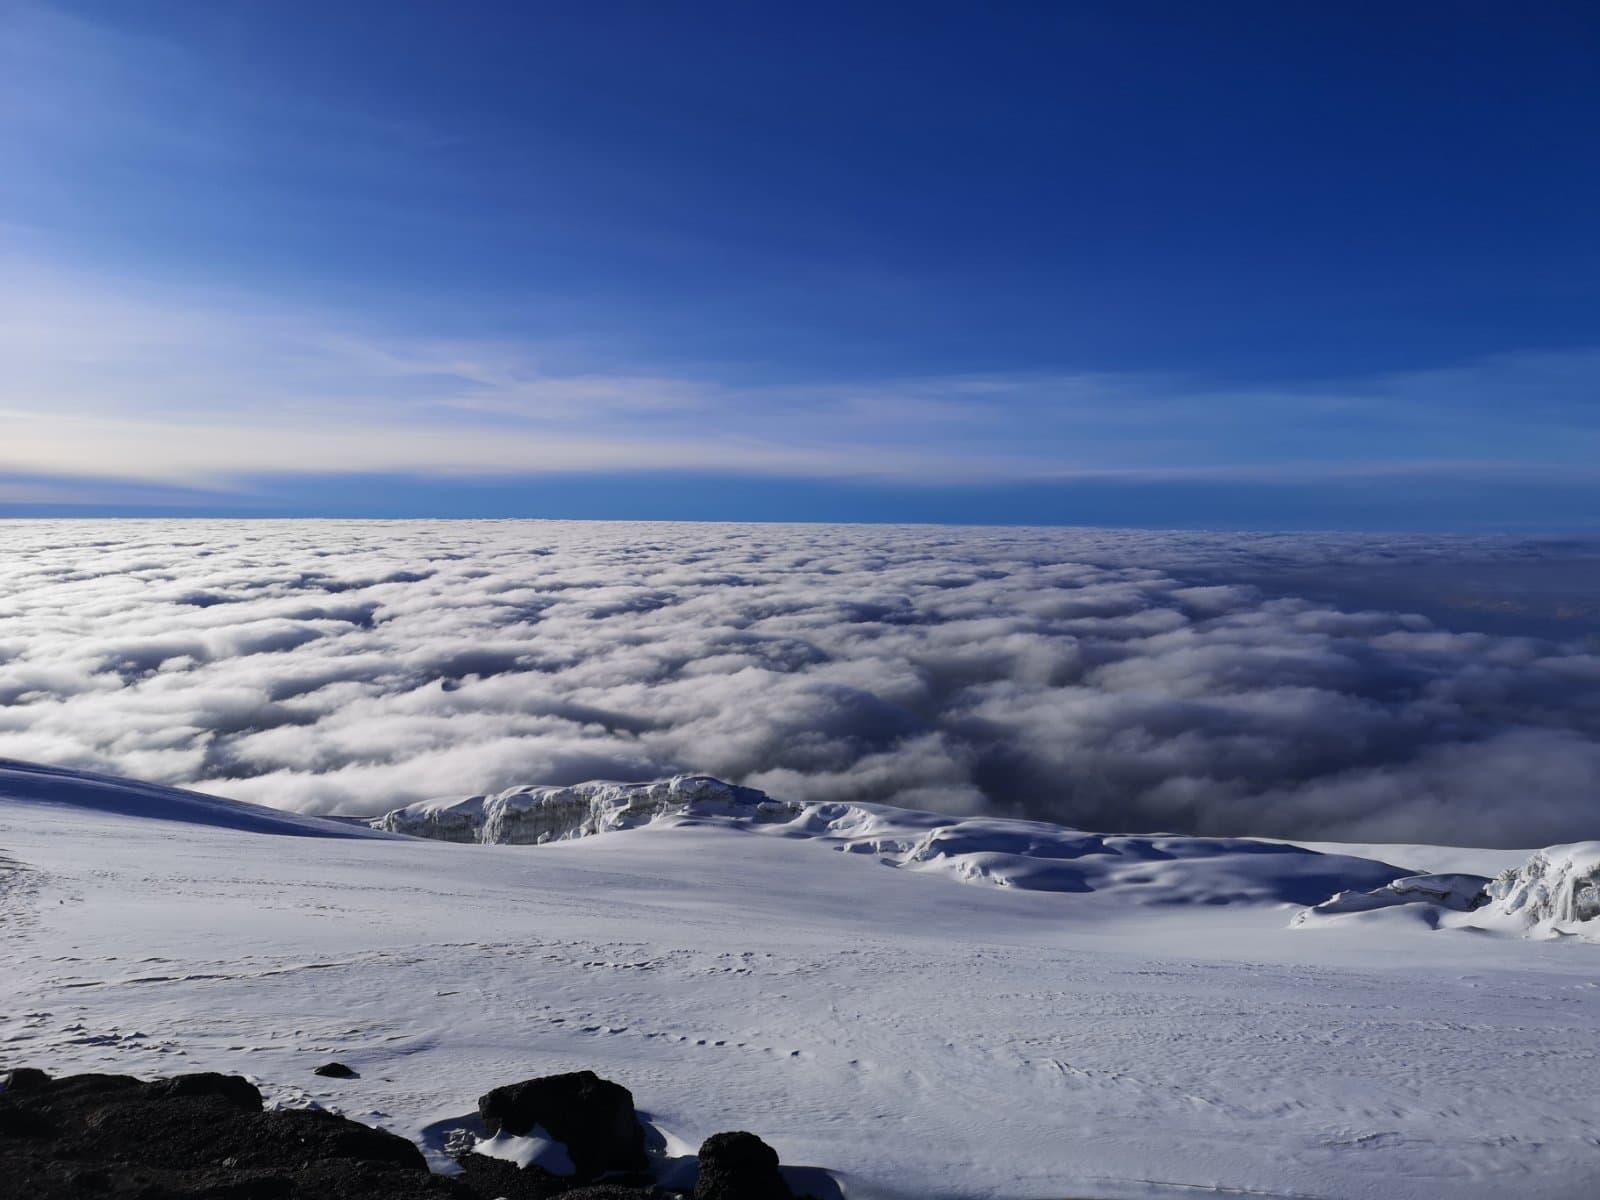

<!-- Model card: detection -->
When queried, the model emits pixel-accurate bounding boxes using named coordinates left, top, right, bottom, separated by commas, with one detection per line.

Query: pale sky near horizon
left=3, top=2, right=1597, bottom=528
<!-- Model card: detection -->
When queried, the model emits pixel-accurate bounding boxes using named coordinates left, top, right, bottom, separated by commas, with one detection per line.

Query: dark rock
left=0, top=1097, right=56, bottom=1138
left=291, top=1159, right=475, bottom=1199
left=62, top=1164, right=112, bottom=1192
left=455, top=1157, right=665, bottom=1200
left=179, top=1178, right=294, bottom=1200
left=33, top=1072, right=144, bottom=1102
left=694, top=1131, right=793, bottom=1200
left=313, top=1061, right=359, bottom=1079
left=477, top=1070, right=647, bottom=1177
left=150, top=1072, right=264, bottom=1111
left=0, top=1154, right=470, bottom=1199
left=1, top=1067, right=52, bottom=1094
left=456, top=1153, right=567, bottom=1200
left=253, top=1106, right=431, bottom=1171
left=0, top=1065, right=815, bottom=1200
left=0, top=1069, right=469, bottom=1199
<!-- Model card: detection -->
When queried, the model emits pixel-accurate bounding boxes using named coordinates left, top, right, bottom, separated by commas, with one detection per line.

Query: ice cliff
left=372, top=775, right=1409, bottom=907
left=1479, top=842, right=1600, bottom=938
left=371, top=776, right=799, bottom=845
left=1293, top=844, right=1600, bottom=940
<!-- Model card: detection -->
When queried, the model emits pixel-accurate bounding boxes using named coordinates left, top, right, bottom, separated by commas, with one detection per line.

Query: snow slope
left=2, top=763, right=1598, bottom=1200
left=0, top=757, right=391, bottom=838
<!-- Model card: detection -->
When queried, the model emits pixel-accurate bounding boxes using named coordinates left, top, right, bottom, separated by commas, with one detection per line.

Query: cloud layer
left=1, top=520, right=1597, bottom=847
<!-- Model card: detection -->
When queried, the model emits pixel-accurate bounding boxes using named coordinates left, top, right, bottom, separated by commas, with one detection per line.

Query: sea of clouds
left=1, top=519, right=1597, bottom=847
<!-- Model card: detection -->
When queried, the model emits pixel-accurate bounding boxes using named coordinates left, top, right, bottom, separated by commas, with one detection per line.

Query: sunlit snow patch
left=473, top=1125, right=577, bottom=1175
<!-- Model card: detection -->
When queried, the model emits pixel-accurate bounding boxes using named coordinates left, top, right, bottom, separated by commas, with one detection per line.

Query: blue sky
left=2, top=1, right=1597, bottom=527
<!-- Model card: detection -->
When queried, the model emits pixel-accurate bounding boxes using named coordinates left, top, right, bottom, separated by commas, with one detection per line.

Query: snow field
left=2, top=767, right=1598, bottom=1199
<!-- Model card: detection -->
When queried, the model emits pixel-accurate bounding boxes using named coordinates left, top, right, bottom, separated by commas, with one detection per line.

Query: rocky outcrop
left=1, top=1066, right=810, bottom=1200
left=0, top=1067, right=464, bottom=1198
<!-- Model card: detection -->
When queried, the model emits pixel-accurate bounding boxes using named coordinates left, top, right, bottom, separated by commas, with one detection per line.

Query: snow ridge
left=372, top=776, right=798, bottom=845
left=373, top=776, right=1410, bottom=907
left=1292, top=872, right=1489, bottom=928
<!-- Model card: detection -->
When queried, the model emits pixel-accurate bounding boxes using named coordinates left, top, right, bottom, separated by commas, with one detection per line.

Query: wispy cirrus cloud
left=3, top=262, right=1599, bottom=512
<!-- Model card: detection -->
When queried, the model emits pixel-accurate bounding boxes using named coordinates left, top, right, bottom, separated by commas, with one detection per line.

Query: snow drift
left=1292, top=871, right=1489, bottom=928
left=373, top=774, right=1410, bottom=907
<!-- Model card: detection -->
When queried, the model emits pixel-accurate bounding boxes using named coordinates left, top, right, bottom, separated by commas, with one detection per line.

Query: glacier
left=372, top=775, right=1410, bottom=906
left=2, top=759, right=1596, bottom=1200
left=1480, top=842, right=1600, bottom=939
left=373, top=776, right=798, bottom=845
left=1294, top=844, right=1600, bottom=940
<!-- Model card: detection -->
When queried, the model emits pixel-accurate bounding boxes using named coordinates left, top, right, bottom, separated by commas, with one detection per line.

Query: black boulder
left=477, top=1070, right=648, bottom=1177
left=694, top=1131, right=793, bottom=1200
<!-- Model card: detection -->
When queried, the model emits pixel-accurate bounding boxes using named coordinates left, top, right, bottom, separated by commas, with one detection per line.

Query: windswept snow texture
left=378, top=775, right=1410, bottom=906
left=2, top=767, right=1598, bottom=1200
left=1480, top=842, right=1600, bottom=939
left=2, top=520, right=1600, bottom=846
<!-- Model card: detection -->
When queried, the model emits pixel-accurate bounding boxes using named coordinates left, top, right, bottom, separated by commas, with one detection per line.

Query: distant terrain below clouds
left=1, top=520, right=1598, bottom=848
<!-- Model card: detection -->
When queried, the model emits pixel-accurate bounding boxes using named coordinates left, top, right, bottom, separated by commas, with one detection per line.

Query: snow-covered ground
left=2, top=761, right=1596, bottom=1200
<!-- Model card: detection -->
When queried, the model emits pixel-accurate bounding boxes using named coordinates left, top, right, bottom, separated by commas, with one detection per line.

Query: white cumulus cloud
left=0, top=519, right=1597, bottom=847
